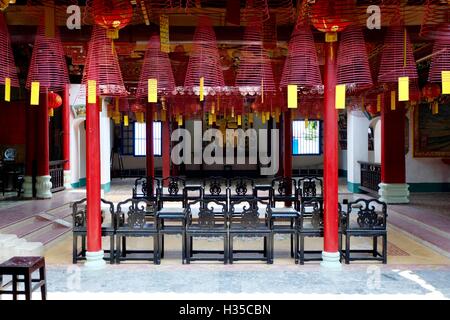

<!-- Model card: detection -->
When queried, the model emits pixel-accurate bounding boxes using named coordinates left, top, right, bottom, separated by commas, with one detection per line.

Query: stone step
left=0, top=234, right=43, bottom=263
left=24, top=222, right=71, bottom=245
left=0, top=216, right=54, bottom=238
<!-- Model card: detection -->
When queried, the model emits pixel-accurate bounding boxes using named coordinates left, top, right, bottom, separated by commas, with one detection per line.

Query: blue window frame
left=292, top=120, right=322, bottom=155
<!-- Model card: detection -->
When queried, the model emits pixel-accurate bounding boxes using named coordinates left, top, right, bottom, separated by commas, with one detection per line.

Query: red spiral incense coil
left=280, top=25, right=322, bottom=89
left=428, top=38, right=450, bottom=83
left=137, top=34, right=176, bottom=99
left=184, top=16, right=225, bottom=95
left=82, top=26, right=128, bottom=97
left=420, top=0, right=450, bottom=40
left=26, top=24, right=69, bottom=92
left=235, top=18, right=276, bottom=96
left=0, top=12, right=19, bottom=87
left=377, top=25, right=418, bottom=84
left=310, top=0, right=355, bottom=33
left=337, top=25, right=373, bottom=92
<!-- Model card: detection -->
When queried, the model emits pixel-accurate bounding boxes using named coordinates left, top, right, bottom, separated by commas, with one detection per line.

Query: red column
left=283, top=110, right=292, bottom=178
left=86, top=96, right=102, bottom=253
left=162, top=117, right=171, bottom=186
left=146, top=104, right=154, bottom=179
left=37, top=90, right=50, bottom=177
left=62, top=84, right=70, bottom=171
left=323, top=38, right=339, bottom=254
left=25, top=104, right=37, bottom=177
left=381, top=99, right=406, bottom=183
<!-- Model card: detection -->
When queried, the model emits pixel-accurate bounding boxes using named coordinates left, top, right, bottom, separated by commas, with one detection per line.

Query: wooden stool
left=0, top=256, right=47, bottom=300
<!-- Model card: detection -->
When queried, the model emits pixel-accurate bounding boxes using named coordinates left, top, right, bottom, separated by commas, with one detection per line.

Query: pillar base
left=36, top=175, right=52, bottom=199
left=84, top=250, right=106, bottom=270
left=378, top=183, right=410, bottom=204
left=64, top=170, right=72, bottom=189
left=22, top=176, right=34, bottom=199
left=320, top=251, right=342, bottom=270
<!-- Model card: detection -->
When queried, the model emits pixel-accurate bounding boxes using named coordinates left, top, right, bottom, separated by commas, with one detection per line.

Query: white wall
left=405, top=109, right=450, bottom=184
left=347, top=111, right=370, bottom=185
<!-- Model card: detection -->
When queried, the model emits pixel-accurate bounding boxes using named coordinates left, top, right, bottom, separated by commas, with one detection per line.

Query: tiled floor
left=1, top=179, right=450, bottom=299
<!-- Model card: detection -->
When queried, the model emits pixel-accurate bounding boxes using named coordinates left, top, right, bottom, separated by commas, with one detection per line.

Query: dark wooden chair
left=228, top=198, right=273, bottom=264
left=297, top=176, right=323, bottom=201
left=202, top=176, right=229, bottom=206
left=341, top=198, right=388, bottom=264
left=132, top=176, right=160, bottom=202
left=0, top=165, right=5, bottom=196
left=71, top=198, right=116, bottom=264
left=0, top=256, right=46, bottom=300
left=185, top=199, right=228, bottom=264
left=158, top=177, right=186, bottom=208
left=228, top=177, right=255, bottom=203
left=271, top=177, right=299, bottom=208
left=115, top=198, right=160, bottom=264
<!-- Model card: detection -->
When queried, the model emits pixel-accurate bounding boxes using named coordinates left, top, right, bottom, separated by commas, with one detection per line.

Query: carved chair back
left=345, top=199, right=387, bottom=230
left=116, top=198, right=158, bottom=229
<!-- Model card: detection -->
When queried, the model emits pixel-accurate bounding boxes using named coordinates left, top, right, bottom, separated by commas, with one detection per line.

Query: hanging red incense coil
left=184, top=16, right=225, bottom=96
left=280, top=25, right=322, bottom=89
left=429, top=39, right=450, bottom=83
left=82, top=26, right=128, bottom=97
left=241, top=0, right=271, bottom=24
left=267, top=0, right=295, bottom=25
left=137, top=34, right=176, bottom=99
left=337, top=25, right=373, bottom=92
left=377, top=25, right=418, bottom=84
left=0, top=12, right=19, bottom=87
left=421, top=0, right=450, bottom=40
left=235, top=17, right=276, bottom=99
left=26, top=24, right=70, bottom=92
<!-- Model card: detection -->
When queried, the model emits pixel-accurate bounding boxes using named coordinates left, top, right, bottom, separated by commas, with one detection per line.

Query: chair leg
left=181, top=230, right=186, bottom=264
left=116, top=235, right=121, bottom=264
left=110, top=235, right=115, bottom=264
left=185, top=233, right=191, bottom=264
left=154, top=234, right=160, bottom=265
left=81, top=235, right=86, bottom=257
left=24, top=273, right=32, bottom=301
left=338, top=233, right=342, bottom=262
left=224, top=233, right=228, bottom=265
left=373, top=236, right=378, bottom=257
left=290, top=219, right=294, bottom=258
left=345, top=235, right=350, bottom=264
left=300, top=235, right=305, bottom=265
left=229, top=235, right=234, bottom=264
left=190, top=236, right=193, bottom=257
left=12, top=275, right=17, bottom=300
left=270, top=233, right=274, bottom=264
left=72, top=235, right=78, bottom=264
left=122, top=236, right=126, bottom=257
left=294, top=232, right=299, bottom=264
left=383, top=235, right=387, bottom=264
left=161, top=234, right=165, bottom=259
left=39, top=266, right=47, bottom=300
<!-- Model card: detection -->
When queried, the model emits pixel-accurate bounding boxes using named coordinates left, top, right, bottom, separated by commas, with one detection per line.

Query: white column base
left=320, top=251, right=342, bottom=270
left=64, top=170, right=72, bottom=189
left=378, top=183, right=410, bottom=204
left=36, top=175, right=52, bottom=199
left=84, top=250, right=106, bottom=270
left=22, top=176, right=34, bottom=199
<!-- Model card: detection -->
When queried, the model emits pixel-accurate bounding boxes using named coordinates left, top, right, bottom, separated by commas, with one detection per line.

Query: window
left=119, top=122, right=162, bottom=156
left=292, top=120, right=321, bottom=155
left=134, top=122, right=162, bottom=156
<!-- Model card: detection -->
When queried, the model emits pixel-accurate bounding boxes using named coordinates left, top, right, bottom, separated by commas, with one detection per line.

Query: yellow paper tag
left=124, top=115, right=129, bottom=127
left=442, top=71, right=450, bottom=94
left=325, top=32, right=338, bottom=43
left=391, top=91, right=396, bottom=110
left=335, top=84, right=346, bottom=109
left=199, top=77, right=204, bottom=102
left=377, top=94, right=382, bottom=112
left=398, top=77, right=409, bottom=101
left=5, top=77, right=11, bottom=102
left=87, top=80, right=96, bottom=104
left=30, top=82, right=40, bottom=105
left=287, top=85, right=297, bottom=109
left=178, top=115, right=183, bottom=126
left=148, top=79, right=158, bottom=103
left=432, top=101, right=439, bottom=114
left=249, top=113, right=254, bottom=124
left=160, top=15, right=170, bottom=53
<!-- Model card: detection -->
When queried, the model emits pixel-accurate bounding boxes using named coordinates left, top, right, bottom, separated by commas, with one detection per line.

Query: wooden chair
left=202, top=176, right=229, bottom=206
left=341, top=198, right=388, bottom=264
left=228, top=177, right=255, bottom=205
left=185, top=199, right=228, bottom=264
left=115, top=198, right=160, bottom=264
left=297, top=176, right=323, bottom=202
left=158, top=176, right=186, bottom=208
left=228, top=198, right=273, bottom=264
left=72, top=198, right=116, bottom=264
left=132, top=176, right=160, bottom=202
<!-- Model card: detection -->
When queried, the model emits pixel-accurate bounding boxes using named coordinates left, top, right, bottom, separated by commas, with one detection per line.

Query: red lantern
left=365, top=103, right=378, bottom=116
left=311, top=0, right=354, bottom=33
left=48, top=91, right=62, bottom=109
left=422, top=83, right=441, bottom=101
left=91, top=0, right=133, bottom=39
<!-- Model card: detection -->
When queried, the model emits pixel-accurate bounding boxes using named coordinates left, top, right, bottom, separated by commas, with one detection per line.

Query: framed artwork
left=414, top=103, right=450, bottom=158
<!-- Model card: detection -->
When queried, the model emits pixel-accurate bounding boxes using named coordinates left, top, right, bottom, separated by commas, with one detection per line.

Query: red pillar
left=37, top=90, right=50, bottom=177
left=323, top=38, right=339, bottom=255
left=62, top=84, right=70, bottom=171
left=283, top=110, right=292, bottom=178
left=24, top=101, right=37, bottom=198
left=162, top=117, right=171, bottom=186
left=381, top=99, right=406, bottom=183
left=86, top=96, right=102, bottom=254
left=146, top=104, right=154, bottom=179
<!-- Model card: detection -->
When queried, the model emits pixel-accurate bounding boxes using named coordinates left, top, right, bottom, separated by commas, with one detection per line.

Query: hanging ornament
left=422, top=83, right=441, bottom=102
left=47, top=91, right=62, bottom=117
left=91, top=0, right=133, bottom=40
left=0, top=0, right=9, bottom=11
left=310, top=0, right=354, bottom=33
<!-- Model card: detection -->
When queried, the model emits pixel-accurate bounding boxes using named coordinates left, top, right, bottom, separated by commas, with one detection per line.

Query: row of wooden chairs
left=71, top=197, right=388, bottom=265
